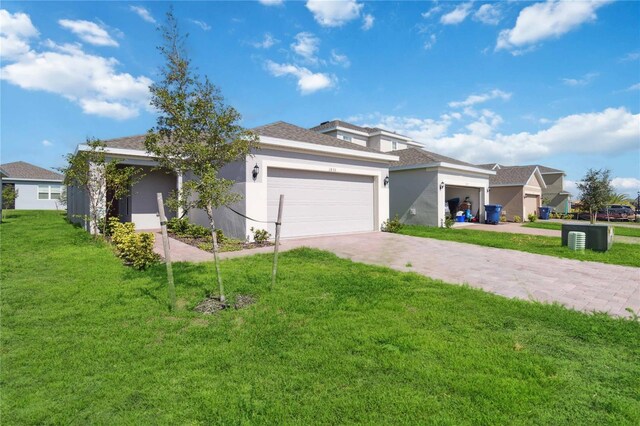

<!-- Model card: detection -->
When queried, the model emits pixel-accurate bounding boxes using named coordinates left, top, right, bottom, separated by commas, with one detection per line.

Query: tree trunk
left=207, top=204, right=225, bottom=303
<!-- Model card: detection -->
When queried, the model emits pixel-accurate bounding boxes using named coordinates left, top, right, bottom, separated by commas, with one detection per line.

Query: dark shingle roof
left=103, top=134, right=147, bottom=150
left=535, top=165, right=564, bottom=174
left=254, top=121, right=382, bottom=154
left=310, top=120, right=411, bottom=140
left=477, top=163, right=500, bottom=170
left=391, top=147, right=479, bottom=168
left=490, top=165, right=539, bottom=186
left=0, top=161, right=63, bottom=181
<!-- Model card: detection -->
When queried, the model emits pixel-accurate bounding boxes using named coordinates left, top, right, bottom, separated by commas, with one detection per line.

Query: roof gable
left=392, top=147, right=487, bottom=169
left=0, top=161, right=63, bottom=181
left=490, top=165, right=546, bottom=188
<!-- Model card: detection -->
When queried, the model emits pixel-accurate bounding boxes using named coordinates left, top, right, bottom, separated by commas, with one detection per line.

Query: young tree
left=145, top=10, right=258, bottom=303
left=61, top=138, right=142, bottom=236
left=2, top=186, right=18, bottom=210
left=577, top=168, right=613, bottom=224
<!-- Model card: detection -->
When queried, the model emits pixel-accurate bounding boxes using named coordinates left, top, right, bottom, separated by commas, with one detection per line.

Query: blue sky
left=1, top=1, right=639, bottom=196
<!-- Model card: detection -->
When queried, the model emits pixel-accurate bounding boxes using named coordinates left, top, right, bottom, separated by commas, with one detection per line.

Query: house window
left=341, top=134, right=352, bottom=142
left=392, top=141, right=397, bottom=150
left=38, top=185, right=63, bottom=200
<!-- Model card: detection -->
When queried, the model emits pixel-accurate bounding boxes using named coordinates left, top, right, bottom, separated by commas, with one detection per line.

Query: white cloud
left=496, top=0, right=612, bottom=53
left=625, top=83, right=640, bottom=91
left=306, top=0, right=363, bottom=27
left=611, top=177, right=640, bottom=193
left=619, top=52, right=640, bottom=62
left=448, top=89, right=511, bottom=108
left=424, top=34, right=437, bottom=50
left=58, top=19, right=118, bottom=47
left=362, top=14, right=374, bottom=30
left=42, top=139, right=53, bottom=147
left=440, top=2, right=472, bottom=25
left=422, top=5, right=442, bottom=19
left=252, top=33, right=278, bottom=49
left=1, top=27, right=152, bottom=120
left=189, top=20, right=211, bottom=31
left=350, top=107, right=639, bottom=165
left=0, top=10, right=39, bottom=60
left=129, top=6, right=156, bottom=24
left=291, top=32, right=320, bottom=64
left=474, top=4, right=502, bottom=25
left=259, top=0, right=284, bottom=6
left=562, top=72, right=598, bottom=86
left=265, top=60, right=334, bottom=94
left=330, top=49, right=350, bottom=68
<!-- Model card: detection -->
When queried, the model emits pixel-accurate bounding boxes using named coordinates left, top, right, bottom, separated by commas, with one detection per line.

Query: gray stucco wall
left=390, top=169, right=439, bottom=227
left=186, top=161, right=248, bottom=240
left=9, top=180, right=64, bottom=210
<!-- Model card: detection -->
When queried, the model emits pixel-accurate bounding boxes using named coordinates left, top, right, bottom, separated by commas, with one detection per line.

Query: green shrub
left=381, top=215, right=403, bottom=233
left=513, top=215, right=522, bottom=223
left=167, top=217, right=190, bottom=234
left=500, top=213, right=507, bottom=223
left=528, top=213, right=537, bottom=223
left=444, top=217, right=454, bottom=229
left=110, top=220, right=159, bottom=270
left=167, top=217, right=216, bottom=240
left=250, top=227, right=271, bottom=244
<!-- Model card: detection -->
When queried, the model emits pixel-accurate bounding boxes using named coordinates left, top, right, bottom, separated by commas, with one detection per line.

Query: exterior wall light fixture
left=383, top=176, right=389, bottom=187
left=252, top=164, right=260, bottom=180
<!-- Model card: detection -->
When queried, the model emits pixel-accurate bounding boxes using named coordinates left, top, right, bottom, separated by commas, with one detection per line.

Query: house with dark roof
left=479, top=163, right=571, bottom=214
left=67, top=122, right=398, bottom=238
left=387, top=147, right=495, bottom=227
left=0, top=161, right=64, bottom=210
left=311, top=120, right=424, bottom=152
left=480, top=165, right=547, bottom=221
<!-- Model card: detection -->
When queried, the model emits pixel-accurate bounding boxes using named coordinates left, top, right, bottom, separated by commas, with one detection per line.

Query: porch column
left=88, top=161, right=106, bottom=235
left=176, top=172, right=184, bottom=218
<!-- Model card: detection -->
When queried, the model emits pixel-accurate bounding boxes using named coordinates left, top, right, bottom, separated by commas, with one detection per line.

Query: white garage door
left=524, top=194, right=539, bottom=219
left=267, top=168, right=375, bottom=238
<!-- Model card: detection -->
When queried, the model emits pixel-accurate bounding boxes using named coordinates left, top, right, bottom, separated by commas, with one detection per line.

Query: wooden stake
left=207, top=204, right=225, bottom=303
left=271, top=194, right=284, bottom=289
left=157, top=193, right=176, bottom=311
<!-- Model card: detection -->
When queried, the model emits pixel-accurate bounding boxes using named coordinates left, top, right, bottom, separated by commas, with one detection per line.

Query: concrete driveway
left=156, top=231, right=640, bottom=318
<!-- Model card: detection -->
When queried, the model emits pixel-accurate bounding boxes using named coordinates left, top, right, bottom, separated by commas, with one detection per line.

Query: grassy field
left=399, top=225, right=640, bottom=268
left=2, top=211, right=639, bottom=424
left=524, top=221, right=640, bottom=238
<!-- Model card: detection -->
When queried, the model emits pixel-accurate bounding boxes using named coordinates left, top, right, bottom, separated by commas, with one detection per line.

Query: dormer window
left=392, top=141, right=397, bottom=150
left=341, top=135, right=352, bottom=142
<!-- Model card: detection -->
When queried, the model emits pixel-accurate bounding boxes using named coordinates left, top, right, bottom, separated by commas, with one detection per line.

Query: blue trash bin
left=539, top=206, right=551, bottom=220
left=484, top=204, right=502, bottom=225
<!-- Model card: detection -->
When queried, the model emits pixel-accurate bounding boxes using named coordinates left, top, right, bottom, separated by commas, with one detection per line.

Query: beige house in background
left=480, top=165, right=546, bottom=222
left=538, top=165, right=571, bottom=213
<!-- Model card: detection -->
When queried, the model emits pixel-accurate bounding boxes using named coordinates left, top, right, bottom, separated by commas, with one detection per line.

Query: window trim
left=37, top=184, right=63, bottom=200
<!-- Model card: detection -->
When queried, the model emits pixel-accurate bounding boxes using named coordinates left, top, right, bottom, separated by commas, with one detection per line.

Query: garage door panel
left=267, top=168, right=374, bottom=238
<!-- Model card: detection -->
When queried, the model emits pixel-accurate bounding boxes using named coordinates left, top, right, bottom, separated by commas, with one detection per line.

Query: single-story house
left=67, top=122, right=398, bottom=239
left=478, top=164, right=546, bottom=222
left=0, top=161, right=64, bottom=210
left=389, top=147, right=495, bottom=227
left=311, top=120, right=425, bottom=153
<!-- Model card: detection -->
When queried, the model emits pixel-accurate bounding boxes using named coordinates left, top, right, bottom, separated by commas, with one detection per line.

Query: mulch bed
left=194, top=294, right=256, bottom=314
left=169, top=233, right=273, bottom=252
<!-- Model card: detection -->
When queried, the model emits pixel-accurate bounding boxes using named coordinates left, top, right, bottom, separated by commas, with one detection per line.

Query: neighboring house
left=388, top=148, right=495, bottom=227
left=479, top=164, right=546, bottom=221
left=0, top=161, right=64, bottom=210
left=537, top=165, right=571, bottom=213
left=67, top=122, right=398, bottom=239
left=480, top=163, right=571, bottom=214
left=0, top=167, right=6, bottom=221
left=311, top=120, right=424, bottom=153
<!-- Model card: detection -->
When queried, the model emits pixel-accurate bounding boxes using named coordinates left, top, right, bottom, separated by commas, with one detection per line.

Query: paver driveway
left=156, top=231, right=640, bottom=318
left=292, top=232, right=640, bottom=318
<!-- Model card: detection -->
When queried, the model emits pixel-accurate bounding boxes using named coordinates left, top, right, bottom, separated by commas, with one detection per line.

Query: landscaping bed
left=2, top=211, right=639, bottom=424
left=169, top=232, right=272, bottom=253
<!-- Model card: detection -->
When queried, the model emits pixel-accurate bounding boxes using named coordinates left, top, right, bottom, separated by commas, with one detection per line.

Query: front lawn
left=2, top=211, right=639, bottom=424
left=399, top=225, right=640, bottom=268
left=524, top=221, right=640, bottom=238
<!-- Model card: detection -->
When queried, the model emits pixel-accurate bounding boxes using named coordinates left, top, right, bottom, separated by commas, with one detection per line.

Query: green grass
left=2, top=211, right=640, bottom=424
left=524, top=221, right=640, bottom=238
left=399, top=225, right=640, bottom=268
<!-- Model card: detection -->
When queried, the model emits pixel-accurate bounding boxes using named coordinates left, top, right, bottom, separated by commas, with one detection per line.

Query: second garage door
left=524, top=194, right=540, bottom=220
left=267, top=168, right=375, bottom=238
